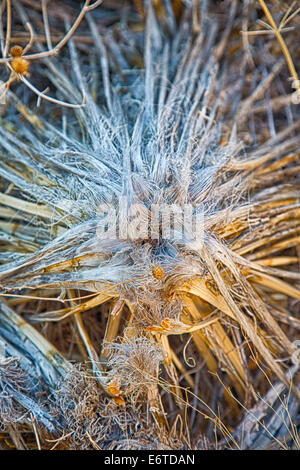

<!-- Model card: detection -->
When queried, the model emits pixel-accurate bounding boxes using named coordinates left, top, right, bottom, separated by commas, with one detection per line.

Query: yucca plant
left=0, top=0, right=299, bottom=449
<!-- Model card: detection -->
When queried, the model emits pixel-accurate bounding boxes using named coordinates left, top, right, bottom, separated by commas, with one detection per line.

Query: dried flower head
left=10, top=45, right=24, bottom=58
left=11, top=57, right=30, bottom=76
left=106, top=335, right=165, bottom=401
left=0, top=357, right=29, bottom=429
left=54, top=364, right=152, bottom=449
left=152, top=265, right=165, bottom=280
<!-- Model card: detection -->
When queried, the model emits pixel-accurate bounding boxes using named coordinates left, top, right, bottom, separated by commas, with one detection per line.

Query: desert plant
left=0, top=0, right=299, bottom=449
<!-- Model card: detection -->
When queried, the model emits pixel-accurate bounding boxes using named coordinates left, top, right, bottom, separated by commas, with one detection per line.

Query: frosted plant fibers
left=0, top=0, right=299, bottom=449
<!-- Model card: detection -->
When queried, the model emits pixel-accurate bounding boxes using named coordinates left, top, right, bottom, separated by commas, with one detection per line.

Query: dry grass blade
left=181, top=295, right=246, bottom=390
left=258, top=0, right=300, bottom=100
left=0, top=299, right=70, bottom=382
left=29, top=290, right=117, bottom=322
left=100, top=299, right=124, bottom=360
left=177, top=279, right=237, bottom=321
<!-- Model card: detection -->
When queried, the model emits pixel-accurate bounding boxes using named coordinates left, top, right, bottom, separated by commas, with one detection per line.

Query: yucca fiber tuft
left=0, top=0, right=299, bottom=450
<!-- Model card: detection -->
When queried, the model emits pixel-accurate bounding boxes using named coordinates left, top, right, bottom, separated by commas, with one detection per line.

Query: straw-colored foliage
left=0, top=0, right=299, bottom=449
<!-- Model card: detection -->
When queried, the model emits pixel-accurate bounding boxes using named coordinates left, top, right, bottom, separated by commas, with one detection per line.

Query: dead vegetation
left=0, top=0, right=299, bottom=450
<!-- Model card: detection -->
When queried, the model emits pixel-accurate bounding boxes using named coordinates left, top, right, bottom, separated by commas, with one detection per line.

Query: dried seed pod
left=152, top=265, right=165, bottom=280
left=9, top=46, right=30, bottom=76
left=11, top=57, right=30, bottom=76
left=10, top=45, right=24, bottom=57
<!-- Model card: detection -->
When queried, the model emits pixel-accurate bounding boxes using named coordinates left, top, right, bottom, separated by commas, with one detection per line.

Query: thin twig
left=258, top=0, right=300, bottom=100
left=41, top=0, right=52, bottom=50
left=21, top=76, right=86, bottom=108
left=0, top=0, right=103, bottom=62
left=30, top=413, right=41, bottom=450
left=22, top=21, right=34, bottom=54
left=3, top=0, right=11, bottom=58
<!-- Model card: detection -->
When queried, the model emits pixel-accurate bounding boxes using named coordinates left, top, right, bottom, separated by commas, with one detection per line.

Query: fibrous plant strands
left=0, top=0, right=299, bottom=449
left=226, top=365, right=300, bottom=450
